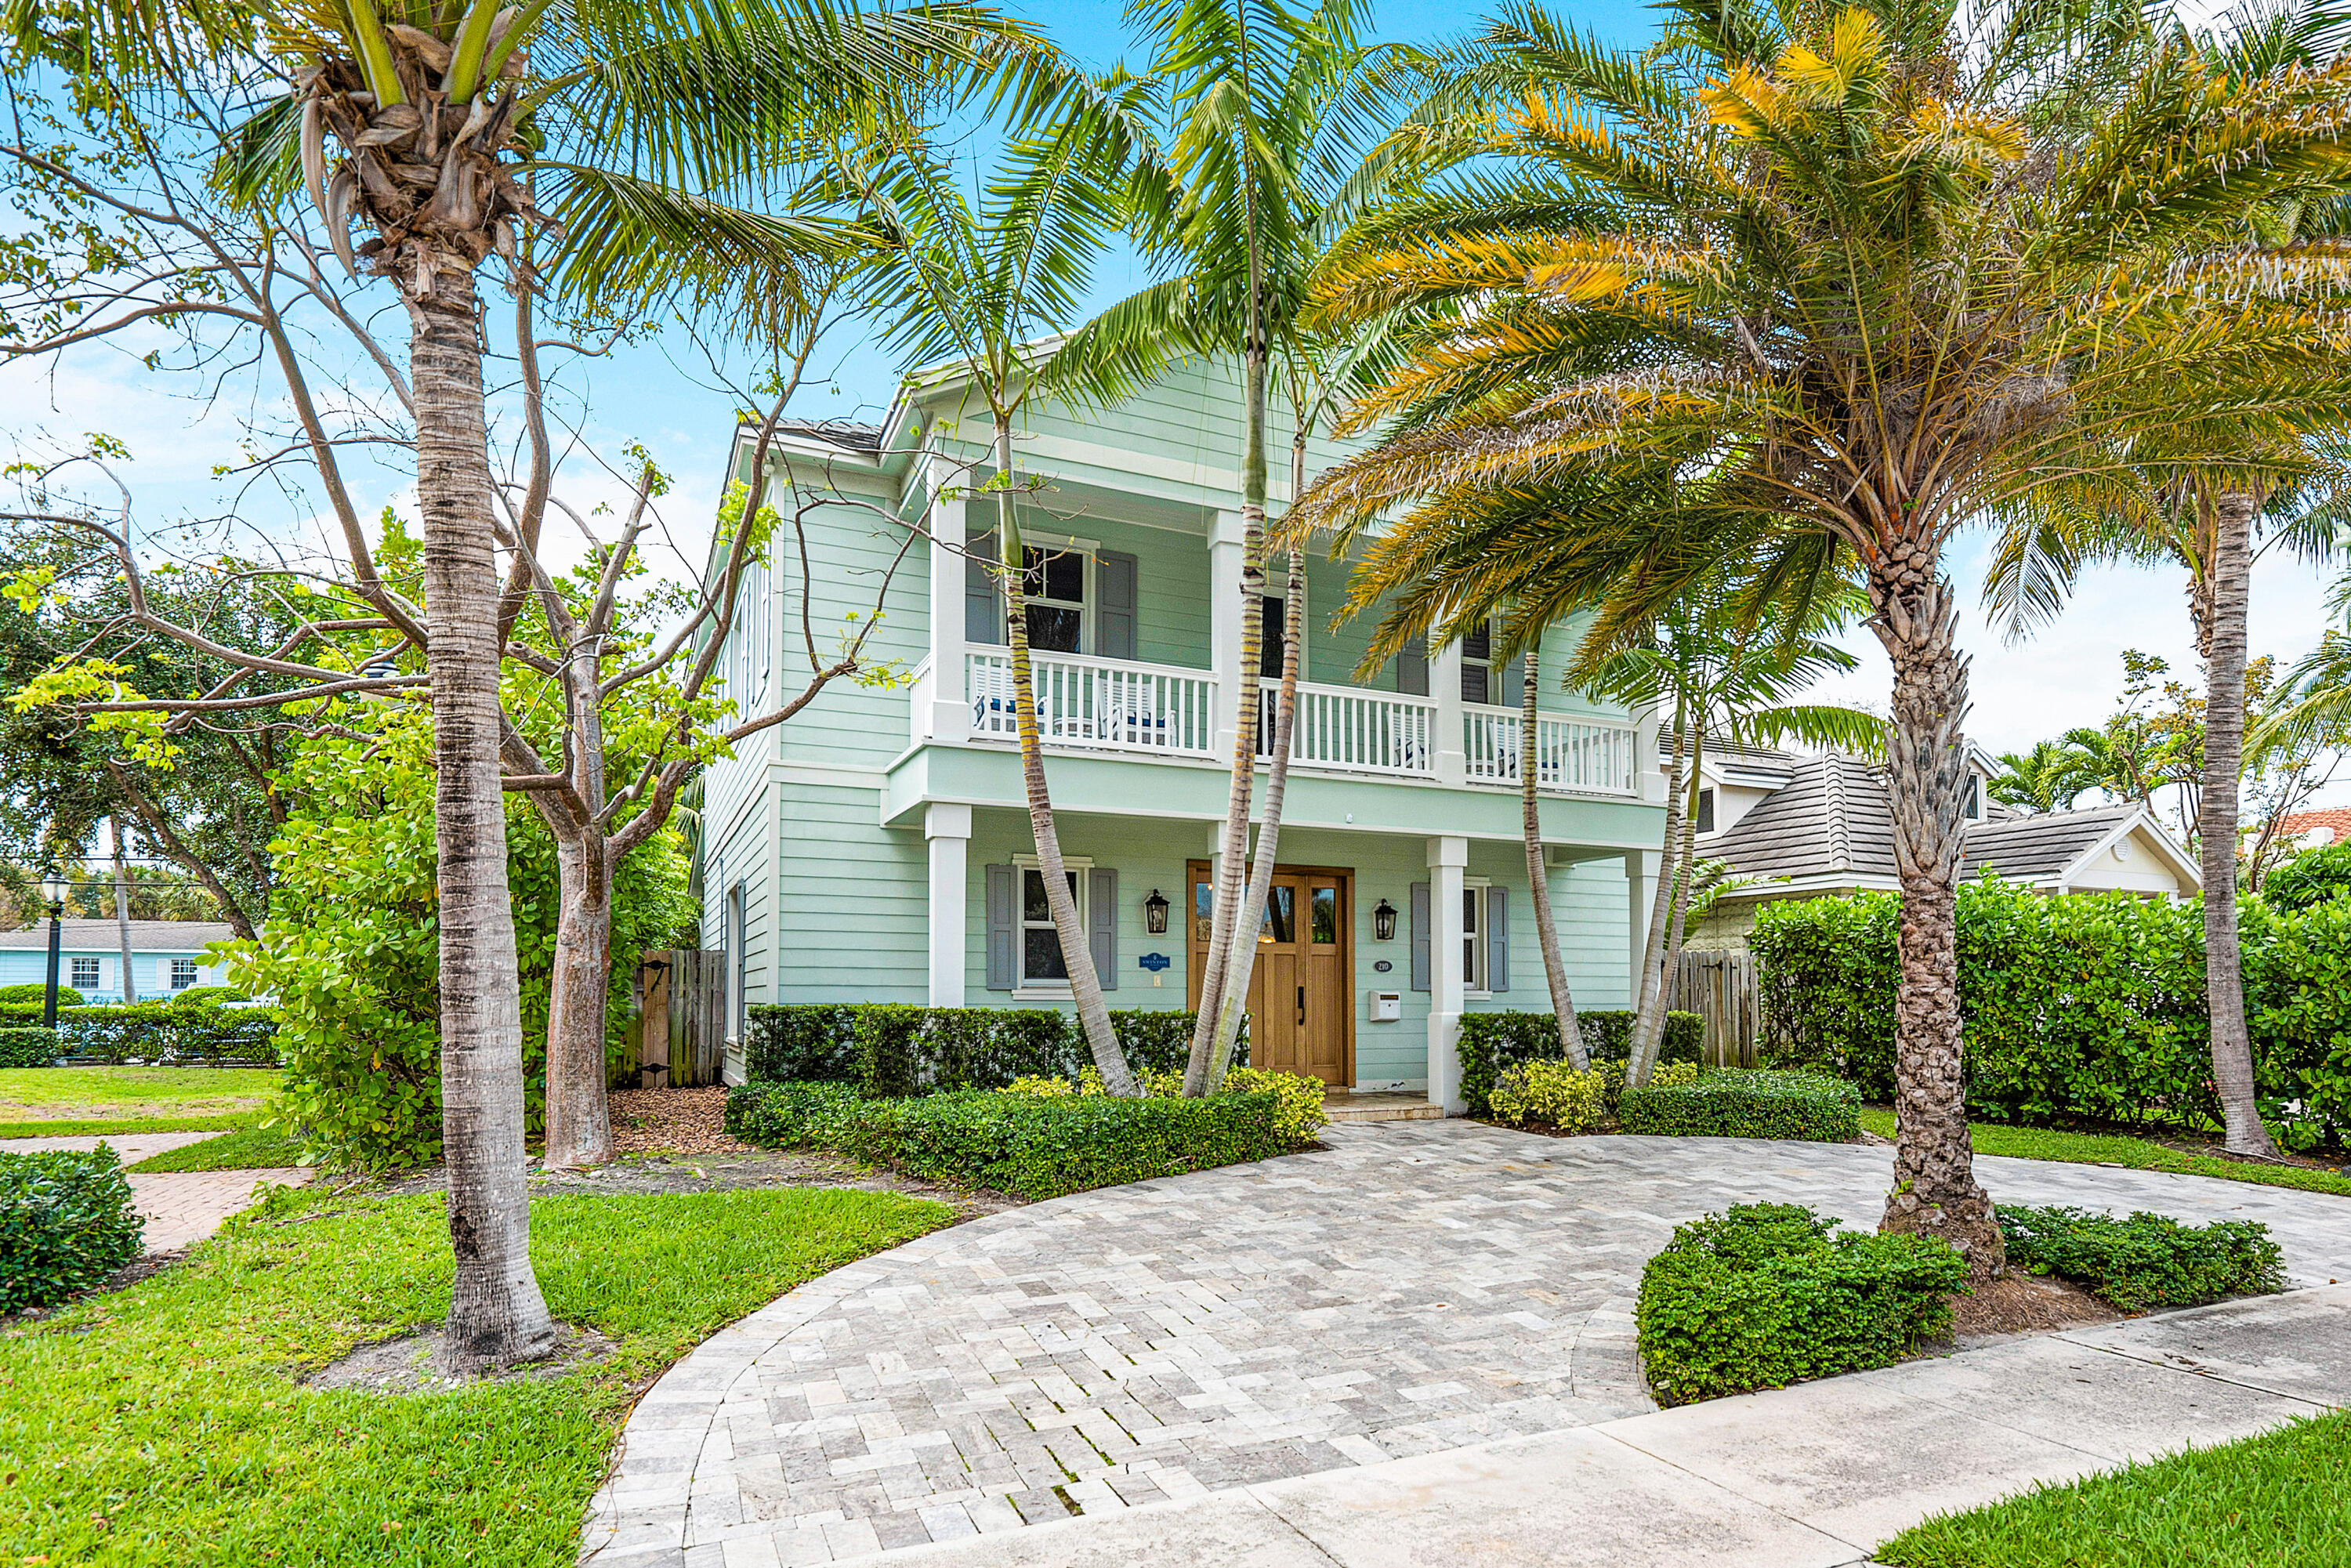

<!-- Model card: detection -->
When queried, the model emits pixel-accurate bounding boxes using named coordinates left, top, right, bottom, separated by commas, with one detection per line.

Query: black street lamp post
left=41, top=862, right=68, bottom=1029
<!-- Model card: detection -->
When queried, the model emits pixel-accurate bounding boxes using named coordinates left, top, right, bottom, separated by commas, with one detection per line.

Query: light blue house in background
left=696, top=357, right=1669, bottom=1111
left=0, top=919, right=233, bottom=1003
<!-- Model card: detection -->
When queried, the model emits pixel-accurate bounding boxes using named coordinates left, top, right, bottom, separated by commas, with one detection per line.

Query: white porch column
left=1427, top=834, right=1469, bottom=1113
left=1208, top=509, right=1248, bottom=762
left=1429, top=639, right=1468, bottom=787
left=926, top=480, right=969, bottom=744
left=926, top=802, right=973, bottom=1006
left=1625, top=849, right=1660, bottom=1011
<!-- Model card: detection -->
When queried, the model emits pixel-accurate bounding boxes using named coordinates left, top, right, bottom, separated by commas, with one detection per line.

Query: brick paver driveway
left=2, top=1130, right=310, bottom=1253
left=581, top=1121, right=2351, bottom=1568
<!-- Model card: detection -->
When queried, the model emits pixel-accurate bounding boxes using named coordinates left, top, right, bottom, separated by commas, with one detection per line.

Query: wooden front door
left=1187, top=861, right=1352, bottom=1085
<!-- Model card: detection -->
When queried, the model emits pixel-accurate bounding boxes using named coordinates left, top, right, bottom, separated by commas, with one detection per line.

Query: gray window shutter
left=1396, top=636, right=1429, bottom=697
left=1089, top=867, right=1118, bottom=989
left=984, top=864, right=1016, bottom=991
left=1505, top=650, right=1528, bottom=713
left=1410, top=882, right=1430, bottom=992
left=966, top=527, right=1002, bottom=646
left=1487, top=885, right=1509, bottom=992
left=1096, top=551, right=1138, bottom=661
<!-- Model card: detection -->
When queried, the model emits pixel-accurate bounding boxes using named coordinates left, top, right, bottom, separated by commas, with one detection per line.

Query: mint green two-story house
left=695, top=357, right=1669, bottom=1112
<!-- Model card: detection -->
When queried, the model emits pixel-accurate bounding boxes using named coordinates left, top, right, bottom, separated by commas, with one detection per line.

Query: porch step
left=1323, top=1091, right=1447, bottom=1124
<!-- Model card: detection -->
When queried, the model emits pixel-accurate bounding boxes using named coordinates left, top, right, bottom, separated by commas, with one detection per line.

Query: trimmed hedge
left=744, top=1004, right=1245, bottom=1096
left=726, top=1081, right=1293, bottom=1200
left=0, top=984, right=82, bottom=1007
left=0, top=1027, right=61, bottom=1069
left=168, top=986, right=252, bottom=1007
left=1997, top=1205, right=2286, bottom=1313
left=1457, top=1009, right=1703, bottom=1117
left=1619, top=1070, right=1864, bottom=1143
left=1636, top=1203, right=1969, bottom=1406
left=52, top=1003, right=280, bottom=1065
left=1753, top=882, right=2351, bottom=1148
left=1487, top=1058, right=1699, bottom=1132
left=1, top=1147, right=146, bottom=1312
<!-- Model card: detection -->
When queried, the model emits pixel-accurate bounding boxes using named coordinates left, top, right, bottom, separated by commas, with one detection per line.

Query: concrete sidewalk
left=791, top=1287, right=2351, bottom=1568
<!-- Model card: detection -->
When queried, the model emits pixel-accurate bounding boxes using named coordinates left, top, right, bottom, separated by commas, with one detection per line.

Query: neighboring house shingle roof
left=774, top=418, right=884, bottom=454
left=0, top=920, right=233, bottom=951
left=2280, top=808, right=2351, bottom=847
left=1703, top=757, right=2185, bottom=893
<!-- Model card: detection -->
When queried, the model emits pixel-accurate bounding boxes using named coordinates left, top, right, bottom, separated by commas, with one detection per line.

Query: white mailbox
left=1368, top=990, right=1402, bottom=1023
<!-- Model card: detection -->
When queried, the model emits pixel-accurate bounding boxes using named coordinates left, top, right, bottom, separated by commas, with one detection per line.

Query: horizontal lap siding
left=1114, top=523, right=1211, bottom=670
left=771, top=493, right=928, bottom=770
left=963, top=809, right=1197, bottom=1013
left=774, top=784, right=926, bottom=1005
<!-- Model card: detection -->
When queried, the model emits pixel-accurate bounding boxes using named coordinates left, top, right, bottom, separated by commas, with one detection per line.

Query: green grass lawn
left=1857, top=1107, right=2351, bottom=1201
left=1876, top=1411, right=2351, bottom=1566
left=0, top=1183, right=952, bottom=1565
left=0, top=1065, right=281, bottom=1124
left=128, top=1124, right=308, bottom=1171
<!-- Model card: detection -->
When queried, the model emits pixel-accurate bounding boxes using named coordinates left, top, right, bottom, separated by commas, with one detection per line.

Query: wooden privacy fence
left=632, top=949, right=728, bottom=1088
left=1672, top=949, right=1759, bottom=1068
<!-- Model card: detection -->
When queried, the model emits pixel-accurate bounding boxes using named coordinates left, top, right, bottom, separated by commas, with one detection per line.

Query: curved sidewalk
left=581, top=1122, right=2351, bottom=1568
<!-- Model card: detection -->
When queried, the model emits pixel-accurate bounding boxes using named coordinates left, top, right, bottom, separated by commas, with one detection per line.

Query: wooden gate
left=636, top=949, right=728, bottom=1087
left=1671, top=949, right=1758, bottom=1068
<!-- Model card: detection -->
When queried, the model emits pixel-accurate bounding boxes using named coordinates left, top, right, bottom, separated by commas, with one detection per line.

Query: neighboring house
left=1679, top=748, right=2201, bottom=950
left=695, top=357, right=1669, bottom=1110
left=0, top=920, right=234, bottom=1002
left=2279, top=808, right=2351, bottom=849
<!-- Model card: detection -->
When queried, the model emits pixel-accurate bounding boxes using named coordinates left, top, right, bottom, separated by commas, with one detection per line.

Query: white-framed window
left=1258, top=567, right=1307, bottom=680
left=1017, top=534, right=1093, bottom=654
left=170, top=958, right=198, bottom=990
left=1014, top=854, right=1090, bottom=990
left=1459, top=620, right=1495, bottom=704
left=1964, top=775, right=1984, bottom=820
left=1462, top=878, right=1491, bottom=996
left=71, top=956, right=100, bottom=990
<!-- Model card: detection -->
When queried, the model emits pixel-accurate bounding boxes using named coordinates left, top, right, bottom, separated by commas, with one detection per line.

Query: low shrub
left=0, top=1146, right=146, bottom=1312
left=1636, top=1202, right=1969, bottom=1406
left=1457, top=1009, right=1704, bottom=1117
left=1222, top=1066, right=1328, bottom=1146
left=167, top=986, right=252, bottom=1006
left=726, top=1079, right=1296, bottom=1200
left=0, top=1027, right=61, bottom=1069
left=744, top=1005, right=1243, bottom=1096
left=1620, top=1070, right=1864, bottom=1143
left=2263, top=842, right=2351, bottom=911
left=0, top=983, right=82, bottom=1007
left=1996, top=1205, right=2286, bottom=1313
left=1488, top=1058, right=1700, bottom=1132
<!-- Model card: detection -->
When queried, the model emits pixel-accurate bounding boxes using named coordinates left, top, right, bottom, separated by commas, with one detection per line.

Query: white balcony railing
left=1463, top=706, right=1640, bottom=795
left=1260, top=679, right=1438, bottom=777
left=967, top=650, right=1217, bottom=757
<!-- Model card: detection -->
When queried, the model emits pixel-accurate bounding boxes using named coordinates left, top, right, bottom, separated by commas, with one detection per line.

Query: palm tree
left=1294, top=0, right=2351, bottom=1272
left=1987, top=739, right=2098, bottom=813
left=1046, top=0, right=1421, bottom=1093
left=840, top=92, right=1170, bottom=1096
left=34, top=0, right=1049, bottom=1369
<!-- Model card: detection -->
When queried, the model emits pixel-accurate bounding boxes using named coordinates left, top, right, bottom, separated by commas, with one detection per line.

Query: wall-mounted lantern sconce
left=1143, top=888, right=1171, bottom=936
left=1372, top=898, right=1397, bottom=942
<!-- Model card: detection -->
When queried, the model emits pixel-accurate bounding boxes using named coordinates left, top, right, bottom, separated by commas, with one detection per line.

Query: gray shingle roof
left=0, top=919, right=234, bottom=951
left=1704, top=756, right=2145, bottom=889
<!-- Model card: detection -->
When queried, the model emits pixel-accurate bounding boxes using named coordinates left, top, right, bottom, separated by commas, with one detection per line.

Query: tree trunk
left=1639, top=717, right=1708, bottom=1081
left=1522, top=644, right=1587, bottom=1069
left=542, top=832, right=615, bottom=1167
left=996, top=416, right=1134, bottom=1094
left=1870, top=567, right=2003, bottom=1278
left=411, top=263, right=558, bottom=1370
left=110, top=814, right=136, bottom=1004
left=1201, top=543, right=1303, bottom=1092
left=1628, top=701, right=1687, bottom=1088
left=1186, top=345, right=1271, bottom=1085
left=2197, top=491, right=2280, bottom=1159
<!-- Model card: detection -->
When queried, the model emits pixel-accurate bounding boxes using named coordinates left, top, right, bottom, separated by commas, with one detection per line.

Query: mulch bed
left=1949, top=1271, right=2121, bottom=1341
left=609, top=1086, right=752, bottom=1157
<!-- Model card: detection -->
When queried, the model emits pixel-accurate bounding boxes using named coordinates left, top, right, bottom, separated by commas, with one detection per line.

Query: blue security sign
left=1138, top=953, right=1172, bottom=972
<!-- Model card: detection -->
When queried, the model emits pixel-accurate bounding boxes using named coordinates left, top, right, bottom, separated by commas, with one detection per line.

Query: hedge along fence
left=1457, top=1010, right=1704, bottom=1117
left=1618, top=1070, right=1863, bottom=1143
left=1752, top=882, right=2351, bottom=1148
left=0, top=1003, right=282, bottom=1066
left=745, top=1005, right=1245, bottom=1097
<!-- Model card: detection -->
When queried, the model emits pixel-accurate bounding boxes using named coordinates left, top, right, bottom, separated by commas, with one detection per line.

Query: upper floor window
left=1964, top=776, right=1983, bottom=820
left=1020, top=545, right=1087, bottom=654
left=1461, top=620, right=1495, bottom=704
left=171, top=958, right=198, bottom=989
left=1695, top=788, right=1717, bottom=835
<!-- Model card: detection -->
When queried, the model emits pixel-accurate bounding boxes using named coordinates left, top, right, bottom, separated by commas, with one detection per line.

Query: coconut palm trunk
left=1520, top=646, right=1587, bottom=1068
left=412, top=263, right=558, bottom=1368
left=1871, top=567, right=2003, bottom=1277
left=1187, top=342, right=1271, bottom=1082
left=110, top=815, right=136, bottom=1004
left=1628, top=701, right=1687, bottom=1087
left=995, top=418, right=1134, bottom=1094
left=2196, top=490, right=2280, bottom=1159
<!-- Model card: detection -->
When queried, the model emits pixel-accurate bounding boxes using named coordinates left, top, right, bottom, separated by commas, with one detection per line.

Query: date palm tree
left=20, top=0, right=1052, bottom=1369
left=1294, top=0, right=2351, bottom=1273
left=1987, top=739, right=2099, bottom=813
left=1045, top=0, right=1422, bottom=1093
